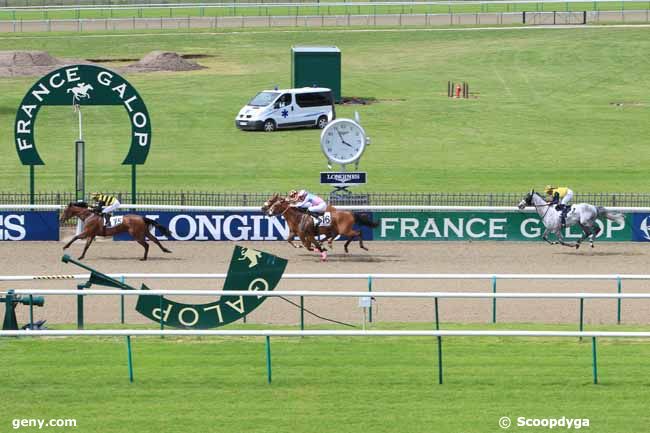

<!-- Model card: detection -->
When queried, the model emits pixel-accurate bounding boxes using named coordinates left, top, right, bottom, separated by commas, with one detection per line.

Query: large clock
left=320, top=118, right=368, bottom=166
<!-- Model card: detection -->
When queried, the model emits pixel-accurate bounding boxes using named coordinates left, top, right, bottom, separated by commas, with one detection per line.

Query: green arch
left=14, top=64, right=151, bottom=166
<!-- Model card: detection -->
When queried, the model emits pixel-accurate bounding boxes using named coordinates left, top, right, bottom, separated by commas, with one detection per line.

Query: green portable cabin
left=291, top=46, right=341, bottom=103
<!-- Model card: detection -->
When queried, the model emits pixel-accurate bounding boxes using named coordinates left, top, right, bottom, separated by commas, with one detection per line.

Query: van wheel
left=263, top=119, right=276, bottom=132
left=316, top=116, right=328, bottom=129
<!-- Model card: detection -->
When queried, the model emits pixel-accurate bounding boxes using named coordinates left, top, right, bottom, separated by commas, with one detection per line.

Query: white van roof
left=262, top=87, right=332, bottom=94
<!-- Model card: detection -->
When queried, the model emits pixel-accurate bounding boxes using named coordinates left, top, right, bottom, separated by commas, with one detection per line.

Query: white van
left=235, top=87, right=335, bottom=132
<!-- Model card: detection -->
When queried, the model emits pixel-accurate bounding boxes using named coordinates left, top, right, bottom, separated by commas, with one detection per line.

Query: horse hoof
left=164, top=249, right=172, bottom=253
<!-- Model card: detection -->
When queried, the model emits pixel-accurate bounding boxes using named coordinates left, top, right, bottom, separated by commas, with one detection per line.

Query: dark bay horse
left=267, top=196, right=378, bottom=254
left=60, top=202, right=172, bottom=260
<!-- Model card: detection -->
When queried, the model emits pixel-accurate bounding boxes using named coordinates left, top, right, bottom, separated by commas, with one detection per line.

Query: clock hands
left=336, top=129, right=353, bottom=148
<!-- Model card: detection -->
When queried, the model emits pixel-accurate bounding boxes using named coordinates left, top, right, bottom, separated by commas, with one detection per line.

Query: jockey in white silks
left=288, top=189, right=327, bottom=229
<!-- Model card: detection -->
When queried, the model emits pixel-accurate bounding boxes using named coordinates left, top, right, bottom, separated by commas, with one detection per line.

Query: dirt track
left=1, top=240, right=649, bottom=326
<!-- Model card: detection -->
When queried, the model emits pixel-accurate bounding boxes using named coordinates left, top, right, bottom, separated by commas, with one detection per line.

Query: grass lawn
left=1, top=323, right=650, bottom=433
left=0, top=26, right=649, bottom=193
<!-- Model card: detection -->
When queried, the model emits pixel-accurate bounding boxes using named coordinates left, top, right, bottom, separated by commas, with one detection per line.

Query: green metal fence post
left=77, top=283, right=84, bottom=329
left=300, top=296, right=304, bottom=331
left=265, top=336, right=272, bottom=384
left=368, top=276, right=373, bottom=323
left=579, top=298, right=584, bottom=341
left=126, top=335, right=134, bottom=383
left=437, top=336, right=443, bottom=384
left=28, top=295, right=34, bottom=330
left=617, top=276, right=622, bottom=325
left=120, top=276, right=125, bottom=324
left=591, top=337, right=598, bottom=384
left=434, top=297, right=440, bottom=331
left=492, top=276, right=497, bottom=323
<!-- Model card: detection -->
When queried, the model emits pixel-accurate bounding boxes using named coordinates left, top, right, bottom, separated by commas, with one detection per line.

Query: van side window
left=296, top=92, right=332, bottom=108
left=277, top=93, right=292, bottom=108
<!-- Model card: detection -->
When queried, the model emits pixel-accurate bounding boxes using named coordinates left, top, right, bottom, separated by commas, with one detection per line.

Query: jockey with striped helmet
left=544, top=185, right=573, bottom=228
left=90, top=192, right=121, bottom=227
left=288, top=189, right=327, bottom=229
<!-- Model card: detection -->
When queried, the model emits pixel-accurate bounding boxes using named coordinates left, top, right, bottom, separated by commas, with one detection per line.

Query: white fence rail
left=3, top=287, right=648, bottom=384
left=2, top=329, right=650, bottom=337
left=2, top=272, right=650, bottom=282
left=5, top=288, right=650, bottom=298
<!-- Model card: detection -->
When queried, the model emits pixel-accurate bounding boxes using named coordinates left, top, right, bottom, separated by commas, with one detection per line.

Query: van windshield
left=248, top=91, right=280, bottom=107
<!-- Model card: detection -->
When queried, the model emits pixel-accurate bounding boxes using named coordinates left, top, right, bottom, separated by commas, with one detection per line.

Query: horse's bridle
left=528, top=192, right=552, bottom=219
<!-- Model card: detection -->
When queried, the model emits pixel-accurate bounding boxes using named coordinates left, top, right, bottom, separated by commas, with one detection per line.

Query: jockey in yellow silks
left=544, top=186, right=573, bottom=227
left=90, top=192, right=121, bottom=227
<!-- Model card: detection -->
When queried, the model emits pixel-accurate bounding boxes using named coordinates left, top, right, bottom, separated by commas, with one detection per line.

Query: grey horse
left=517, top=190, right=624, bottom=249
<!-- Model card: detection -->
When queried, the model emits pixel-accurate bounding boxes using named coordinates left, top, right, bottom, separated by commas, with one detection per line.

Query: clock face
left=320, top=119, right=366, bottom=165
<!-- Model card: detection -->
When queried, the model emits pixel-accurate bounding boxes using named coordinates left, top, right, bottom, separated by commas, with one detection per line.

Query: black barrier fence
left=3, top=191, right=650, bottom=207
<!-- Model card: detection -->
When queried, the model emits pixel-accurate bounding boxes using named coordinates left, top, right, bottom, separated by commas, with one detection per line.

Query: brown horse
left=262, top=194, right=310, bottom=250
left=60, top=202, right=172, bottom=261
left=267, top=197, right=378, bottom=254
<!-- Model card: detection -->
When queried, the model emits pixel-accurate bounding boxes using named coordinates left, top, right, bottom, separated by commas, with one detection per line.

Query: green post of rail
left=77, top=284, right=84, bottom=329
left=579, top=298, right=584, bottom=341
left=368, top=276, right=373, bottom=323
left=120, top=276, right=125, bottom=324
left=437, top=336, right=443, bottom=384
left=300, top=296, right=304, bottom=331
left=434, top=297, right=440, bottom=331
left=28, top=295, right=34, bottom=330
left=131, top=164, right=137, bottom=204
left=265, top=336, right=272, bottom=384
left=617, top=276, right=622, bottom=325
left=591, top=337, right=598, bottom=384
left=29, top=165, right=35, bottom=205
left=126, top=336, right=134, bottom=383
left=492, top=276, right=497, bottom=324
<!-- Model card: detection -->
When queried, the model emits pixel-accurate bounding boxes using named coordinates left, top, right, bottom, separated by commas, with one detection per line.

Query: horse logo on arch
left=67, top=82, right=94, bottom=102
left=239, top=247, right=262, bottom=268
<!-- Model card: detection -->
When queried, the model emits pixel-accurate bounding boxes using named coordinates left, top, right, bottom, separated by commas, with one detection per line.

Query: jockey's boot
left=561, top=209, right=568, bottom=229
left=309, top=211, right=322, bottom=232
left=104, top=214, right=111, bottom=228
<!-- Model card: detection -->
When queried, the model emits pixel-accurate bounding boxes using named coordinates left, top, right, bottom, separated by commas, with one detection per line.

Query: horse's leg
left=63, top=233, right=83, bottom=250
left=556, top=230, right=577, bottom=248
left=137, top=239, right=149, bottom=261
left=590, top=224, right=601, bottom=248
left=576, top=224, right=592, bottom=249
left=541, top=228, right=557, bottom=245
left=78, top=235, right=95, bottom=260
left=145, top=230, right=171, bottom=253
left=287, top=229, right=301, bottom=248
left=131, top=229, right=149, bottom=260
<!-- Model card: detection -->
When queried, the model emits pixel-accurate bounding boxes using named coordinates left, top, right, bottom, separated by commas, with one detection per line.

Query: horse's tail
left=143, top=217, right=173, bottom=237
left=597, top=206, right=625, bottom=223
left=353, top=213, right=379, bottom=228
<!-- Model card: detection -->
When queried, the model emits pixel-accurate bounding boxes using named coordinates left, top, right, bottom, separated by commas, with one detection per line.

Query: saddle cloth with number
left=312, top=212, right=332, bottom=227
